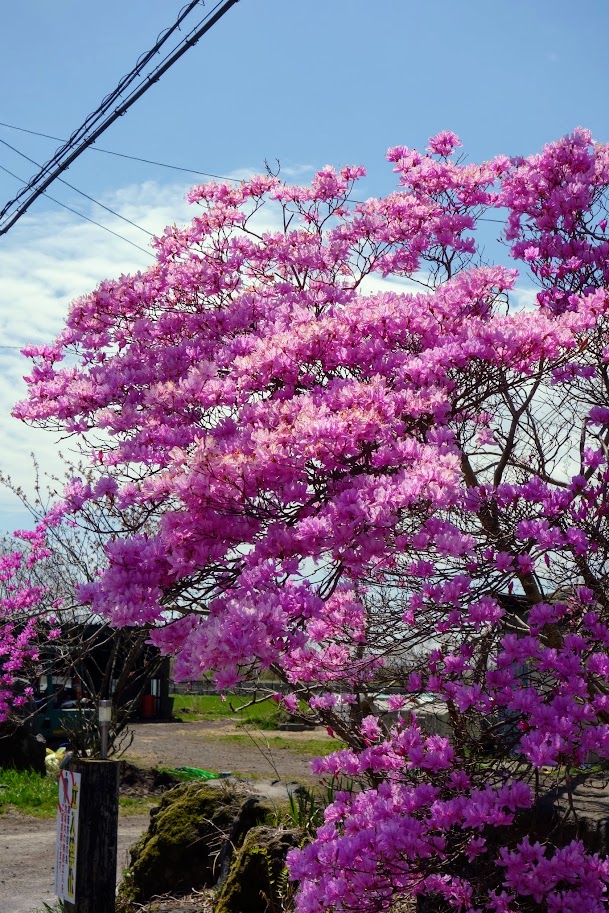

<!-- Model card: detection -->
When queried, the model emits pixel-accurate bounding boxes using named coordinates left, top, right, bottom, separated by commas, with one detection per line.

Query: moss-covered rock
left=215, top=826, right=305, bottom=913
left=120, top=782, right=272, bottom=903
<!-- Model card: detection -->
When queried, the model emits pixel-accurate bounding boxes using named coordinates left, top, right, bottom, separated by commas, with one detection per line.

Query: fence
left=169, top=680, right=288, bottom=695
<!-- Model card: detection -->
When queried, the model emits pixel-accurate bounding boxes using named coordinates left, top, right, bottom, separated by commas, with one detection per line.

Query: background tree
left=0, top=527, right=53, bottom=723
left=13, top=129, right=609, bottom=910
left=0, top=460, right=166, bottom=755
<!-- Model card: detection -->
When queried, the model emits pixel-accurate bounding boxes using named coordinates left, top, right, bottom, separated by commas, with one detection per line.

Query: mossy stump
left=120, top=782, right=271, bottom=903
left=215, top=825, right=304, bottom=913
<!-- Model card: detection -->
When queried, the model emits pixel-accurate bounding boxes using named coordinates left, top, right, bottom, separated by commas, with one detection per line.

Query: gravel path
left=0, top=720, right=331, bottom=912
left=0, top=813, right=149, bottom=913
left=125, top=719, right=329, bottom=780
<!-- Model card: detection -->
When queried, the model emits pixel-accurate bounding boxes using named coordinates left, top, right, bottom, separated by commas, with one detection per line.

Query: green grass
left=31, top=902, right=64, bottom=913
left=118, top=795, right=156, bottom=816
left=172, top=693, right=289, bottom=729
left=209, top=732, right=344, bottom=756
left=0, top=767, right=58, bottom=817
left=172, top=696, right=340, bottom=755
left=0, top=767, right=155, bottom=818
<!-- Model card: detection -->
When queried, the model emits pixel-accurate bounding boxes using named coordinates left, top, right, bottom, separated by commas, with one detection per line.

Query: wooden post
left=62, top=758, right=121, bottom=913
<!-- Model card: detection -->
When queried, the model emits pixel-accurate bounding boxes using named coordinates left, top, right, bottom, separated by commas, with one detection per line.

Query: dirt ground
left=124, top=718, right=331, bottom=781
left=0, top=812, right=150, bottom=913
left=0, top=719, right=332, bottom=913
left=3, top=718, right=609, bottom=913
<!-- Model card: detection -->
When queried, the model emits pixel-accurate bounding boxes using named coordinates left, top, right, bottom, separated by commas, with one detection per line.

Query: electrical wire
left=0, top=0, right=240, bottom=235
left=0, top=120, right=509, bottom=228
left=0, top=137, right=154, bottom=236
left=0, top=121, right=240, bottom=182
left=0, top=163, right=154, bottom=257
left=2, top=0, right=206, bottom=215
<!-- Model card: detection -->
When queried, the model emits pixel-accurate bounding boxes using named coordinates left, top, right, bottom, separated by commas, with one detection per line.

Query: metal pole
left=98, top=700, right=112, bottom=760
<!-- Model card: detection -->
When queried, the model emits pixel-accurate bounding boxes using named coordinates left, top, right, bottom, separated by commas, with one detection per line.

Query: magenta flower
left=11, top=129, right=609, bottom=912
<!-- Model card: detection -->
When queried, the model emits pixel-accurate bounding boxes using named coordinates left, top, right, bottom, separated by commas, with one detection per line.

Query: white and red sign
left=55, top=769, right=81, bottom=902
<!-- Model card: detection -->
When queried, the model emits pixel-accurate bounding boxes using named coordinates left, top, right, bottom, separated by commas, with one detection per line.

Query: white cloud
left=360, top=272, right=427, bottom=296
left=510, top=285, right=539, bottom=312
left=0, top=169, right=294, bottom=532
left=0, top=178, right=199, bottom=532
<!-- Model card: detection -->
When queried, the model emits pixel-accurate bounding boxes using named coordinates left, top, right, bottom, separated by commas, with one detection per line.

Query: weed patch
left=172, top=694, right=288, bottom=729
left=0, top=767, right=58, bottom=817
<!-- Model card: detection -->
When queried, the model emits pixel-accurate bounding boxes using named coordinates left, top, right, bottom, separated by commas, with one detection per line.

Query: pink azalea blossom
left=12, top=129, right=609, bottom=912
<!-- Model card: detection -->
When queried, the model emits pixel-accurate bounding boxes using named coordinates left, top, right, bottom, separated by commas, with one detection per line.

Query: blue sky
left=1, top=0, right=608, bottom=530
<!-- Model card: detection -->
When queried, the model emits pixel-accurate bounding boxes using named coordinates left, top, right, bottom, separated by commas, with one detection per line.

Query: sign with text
left=55, top=769, right=81, bottom=902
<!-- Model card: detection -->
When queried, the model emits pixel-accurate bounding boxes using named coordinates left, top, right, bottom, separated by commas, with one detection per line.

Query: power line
left=0, top=0, right=209, bottom=221
left=0, top=0, right=240, bottom=236
left=0, top=123, right=506, bottom=255
left=0, top=120, right=512, bottom=229
left=0, top=163, right=154, bottom=257
left=0, top=137, right=153, bottom=236
left=0, top=121, right=240, bottom=182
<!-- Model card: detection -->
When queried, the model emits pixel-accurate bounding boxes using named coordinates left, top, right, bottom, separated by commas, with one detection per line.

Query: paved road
left=0, top=814, right=149, bottom=913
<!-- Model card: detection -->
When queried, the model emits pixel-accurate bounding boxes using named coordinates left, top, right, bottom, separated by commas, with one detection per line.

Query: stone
left=215, top=825, right=304, bottom=913
left=120, top=782, right=273, bottom=904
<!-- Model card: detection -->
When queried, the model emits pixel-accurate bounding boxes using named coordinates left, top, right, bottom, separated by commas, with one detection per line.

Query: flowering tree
left=0, top=527, right=57, bottom=721
left=15, top=128, right=609, bottom=910
left=0, top=461, right=167, bottom=754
